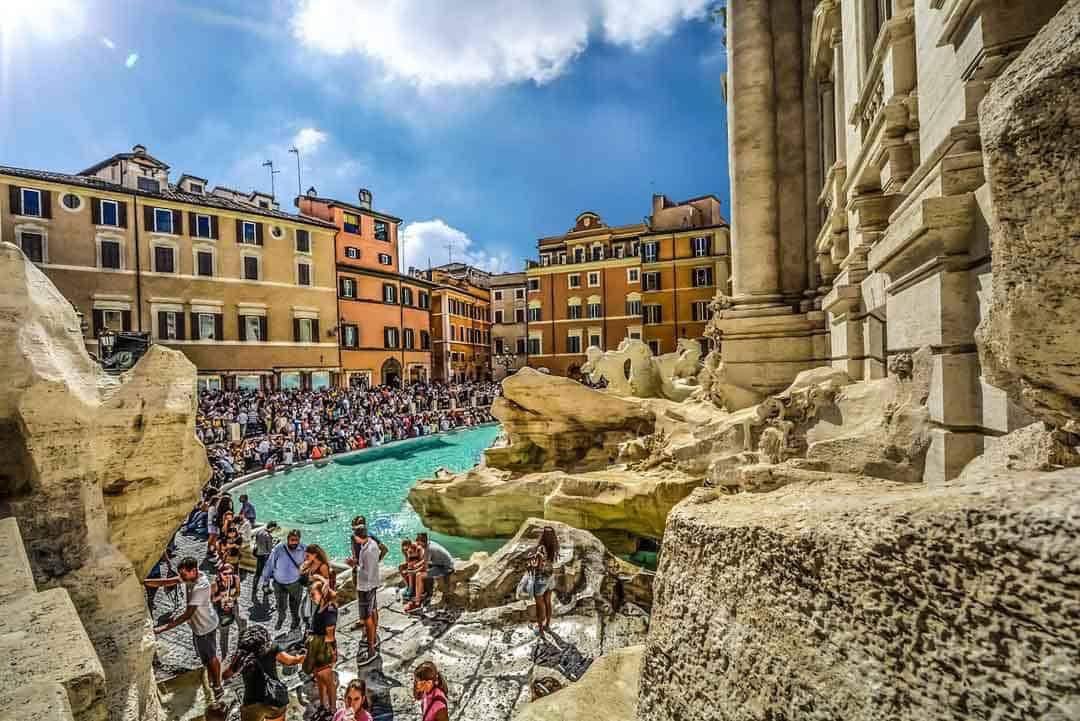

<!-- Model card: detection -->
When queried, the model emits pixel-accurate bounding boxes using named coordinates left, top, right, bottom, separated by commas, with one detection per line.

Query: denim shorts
left=530, top=575, right=552, bottom=597
left=427, top=565, right=452, bottom=580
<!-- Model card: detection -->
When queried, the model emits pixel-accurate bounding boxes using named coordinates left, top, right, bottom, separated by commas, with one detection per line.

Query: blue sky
left=0, top=0, right=729, bottom=272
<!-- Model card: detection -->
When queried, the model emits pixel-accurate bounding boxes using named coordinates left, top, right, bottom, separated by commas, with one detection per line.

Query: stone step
left=0, top=517, right=36, bottom=605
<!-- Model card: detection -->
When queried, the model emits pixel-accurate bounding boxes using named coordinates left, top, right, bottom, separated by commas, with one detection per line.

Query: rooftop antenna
left=288, top=147, right=302, bottom=198
left=444, top=236, right=456, bottom=265
left=262, top=160, right=280, bottom=202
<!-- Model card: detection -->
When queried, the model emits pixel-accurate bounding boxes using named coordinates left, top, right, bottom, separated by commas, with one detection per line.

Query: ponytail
left=414, top=660, right=449, bottom=694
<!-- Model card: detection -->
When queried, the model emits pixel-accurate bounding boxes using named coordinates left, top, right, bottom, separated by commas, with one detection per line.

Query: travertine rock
left=486, top=368, right=655, bottom=472
left=0, top=243, right=208, bottom=721
left=639, top=468, right=1080, bottom=721
left=514, top=644, right=643, bottom=721
left=978, top=0, right=1080, bottom=434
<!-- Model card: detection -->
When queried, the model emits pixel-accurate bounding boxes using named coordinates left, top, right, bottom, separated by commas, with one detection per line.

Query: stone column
left=775, top=0, right=809, bottom=303
left=727, top=0, right=782, bottom=307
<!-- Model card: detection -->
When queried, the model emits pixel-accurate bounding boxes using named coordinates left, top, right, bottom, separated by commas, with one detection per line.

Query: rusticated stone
left=978, top=0, right=1080, bottom=433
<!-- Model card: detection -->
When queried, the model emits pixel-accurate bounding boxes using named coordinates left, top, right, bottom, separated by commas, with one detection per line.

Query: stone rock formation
left=978, top=0, right=1080, bottom=434
left=0, top=243, right=209, bottom=720
left=484, top=367, right=655, bottom=472
left=514, top=644, right=643, bottom=721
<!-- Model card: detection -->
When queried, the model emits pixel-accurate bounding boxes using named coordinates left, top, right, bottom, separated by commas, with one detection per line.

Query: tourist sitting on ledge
left=405, top=532, right=453, bottom=613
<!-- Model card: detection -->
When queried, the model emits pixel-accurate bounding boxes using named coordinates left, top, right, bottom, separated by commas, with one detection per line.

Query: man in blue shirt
left=259, top=528, right=306, bottom=631
left=238, top=494, right=256, bottom=525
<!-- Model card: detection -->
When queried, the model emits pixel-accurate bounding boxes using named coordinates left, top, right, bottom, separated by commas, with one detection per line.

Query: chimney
left=652, top=193, right=666, bottom=215
left=306, top=186, right=318, bottom=198
left=133, top=144, right=147, bottom=155
left=358, top=188, right=372, bottom=210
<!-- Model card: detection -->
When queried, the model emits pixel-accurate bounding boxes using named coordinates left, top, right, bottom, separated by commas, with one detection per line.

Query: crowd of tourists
left=196, top=381, right=500, bottom=485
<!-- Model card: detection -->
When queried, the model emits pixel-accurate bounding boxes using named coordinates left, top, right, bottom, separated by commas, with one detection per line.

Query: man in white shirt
left=348, top=522, right=382, bottom=665
left=144, top=556, right=223, bottom=698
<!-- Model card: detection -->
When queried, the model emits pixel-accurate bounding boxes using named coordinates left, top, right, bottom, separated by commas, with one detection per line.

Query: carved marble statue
left=582, top=338, right=703, bottom=402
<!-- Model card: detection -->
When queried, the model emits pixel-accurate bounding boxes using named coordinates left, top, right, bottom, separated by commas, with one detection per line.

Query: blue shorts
left=208, top=524, right=220, bottom=536
left=531, top=575, right=552, bottom=596
left=427, top=565, right=452, bottom=580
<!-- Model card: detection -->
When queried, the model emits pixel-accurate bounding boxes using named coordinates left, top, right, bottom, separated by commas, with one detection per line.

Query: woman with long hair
left=299, top=543, right=334, bottom=628
left=413, top=661, right=449, bottom=721
left=530, top=526, right=559, bottom=635
left=333, top=678, right=372, bottom=721
left=221, top=623, right=305, bottom=721
left=303, top=575, right=339, bottom=717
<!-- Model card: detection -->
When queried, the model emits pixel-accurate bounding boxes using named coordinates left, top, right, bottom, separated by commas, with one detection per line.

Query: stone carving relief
left=742, top=372, right=845, bottom=464
left=582, top=338, right=703, bottom=402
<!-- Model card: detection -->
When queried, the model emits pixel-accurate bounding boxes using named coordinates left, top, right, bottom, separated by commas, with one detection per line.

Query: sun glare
left=0, top=0, right=88, bottom=46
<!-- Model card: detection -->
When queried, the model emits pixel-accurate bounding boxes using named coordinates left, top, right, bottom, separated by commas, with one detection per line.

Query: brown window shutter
left=255, top=223, right=264, bottom=245
left=311, top=319, right=319, bottom=341
left=40, top=190, right=51, bottom=219
left=293, top=318, right=301, bottom=342
left=8, top=186, right=20, bottom=215
left=172, top=209, right=183, bottom=235
left=190, top=313, right=199, bottom=340
left=144, top=206, right=154, bottom=231
left=214, top=314, right=224, bottom=341
left=121, top=310, right=131, bottom=332
left=176, top=313, right=186, bottom=340
left=92, top=309, right=104, bottom=337
left=259, top=316, right=268, bottom=342
left=91, top=198, right=102, bottom=225
left=238, top=315, right=247, bottom=341
left=118, top=201, right=128, bottom=228
left=157, top=312, right=167, bottom=339
left=210, top=215, right=219, bottom=239
left=235, top=218, right=243, bottom=243
left=188, top=212, right=198, bottom=236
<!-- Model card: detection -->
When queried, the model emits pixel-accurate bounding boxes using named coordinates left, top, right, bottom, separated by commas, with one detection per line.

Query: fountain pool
left=231, top=424, right=504, bottom=565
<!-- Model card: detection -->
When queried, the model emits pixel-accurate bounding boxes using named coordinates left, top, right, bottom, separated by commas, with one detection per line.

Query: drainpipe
left=132, top=191, right=143, bottom=332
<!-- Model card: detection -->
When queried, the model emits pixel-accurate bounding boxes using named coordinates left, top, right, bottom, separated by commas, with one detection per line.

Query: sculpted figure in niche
left=582, top=338, right=696, bottom=401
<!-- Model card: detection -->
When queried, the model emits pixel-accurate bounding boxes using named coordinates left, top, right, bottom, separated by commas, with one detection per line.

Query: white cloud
left=291, top=0, right=711, bottom=89
left=401, top=219, right=514, bottom=274
left=101, top=36, right=115, bottom=50
left=124, top=53, right=139, bottom=69
left=292, top=127, right=328, bottom=155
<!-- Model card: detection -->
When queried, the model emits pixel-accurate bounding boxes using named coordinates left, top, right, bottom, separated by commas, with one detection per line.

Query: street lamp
left=494, top=351, right=518, bottom=379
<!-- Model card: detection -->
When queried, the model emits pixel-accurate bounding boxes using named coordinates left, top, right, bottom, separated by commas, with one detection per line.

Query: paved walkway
left=152, top=529, right=648, bottom=720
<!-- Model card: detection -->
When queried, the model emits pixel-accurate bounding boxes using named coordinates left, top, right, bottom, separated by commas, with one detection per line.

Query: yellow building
left=1, top=145, right=340, bottom=391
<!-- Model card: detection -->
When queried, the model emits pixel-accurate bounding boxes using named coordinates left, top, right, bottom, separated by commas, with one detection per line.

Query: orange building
left=415, top=264, right=493, bottom=382
left=297, top=188, right=433, bottom=387
left=526, top=194, right=730, bottom=376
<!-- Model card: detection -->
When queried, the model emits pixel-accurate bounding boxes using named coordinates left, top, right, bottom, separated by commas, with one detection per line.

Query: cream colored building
left=1, top=145, right=341, bottom=391
left=714, top=0, right=1066, bottom=481
left=489, top=270, right=527, bottom=380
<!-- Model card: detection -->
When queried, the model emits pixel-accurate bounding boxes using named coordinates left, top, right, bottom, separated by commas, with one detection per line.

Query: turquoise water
left=232, top=425, right=505, bottom=565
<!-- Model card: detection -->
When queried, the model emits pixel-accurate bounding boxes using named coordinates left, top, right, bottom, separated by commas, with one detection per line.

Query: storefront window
left=197, top=376, right=222, bottom=392
left=236, top=375, right=261, bottom=391
left=311, top=371, right=331, bottom=390
left=280, top=372, right=301, bottom=390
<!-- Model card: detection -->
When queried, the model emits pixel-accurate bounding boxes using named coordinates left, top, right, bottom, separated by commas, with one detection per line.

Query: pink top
left=421, top=688, right=448, bottom=721
left=332, top=709, right=371, bottom=721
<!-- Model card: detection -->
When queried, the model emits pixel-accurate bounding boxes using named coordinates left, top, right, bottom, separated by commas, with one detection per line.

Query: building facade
left=418, top=264, right=493, bottom=382
left=715, top=0, right=1065, bottom=479
left=525, top=195, right=730, bottom=377
left=489, top=271, right=527, bottom=380
left=296, top=189, right=433, bottom=387
left=1, top=145, right=340, bottom=392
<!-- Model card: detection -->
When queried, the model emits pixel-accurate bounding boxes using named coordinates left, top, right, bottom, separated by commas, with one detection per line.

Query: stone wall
left=0, top=242, right=208, bottom=721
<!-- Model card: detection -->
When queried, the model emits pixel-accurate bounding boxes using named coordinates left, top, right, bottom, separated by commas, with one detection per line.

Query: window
left=591, top=245, right=603, bottom=261
left=494, top=309, right=504, bottom=323
left=378, top=253, right=392, bottom=266
left=568, top=274, right=581, bottom=289
left=241, top=221, right=258, bottom=244
left=189, top=183, right=203, bottom=194
left=573, top=247, right=584, bottom=263
left=692, top=301, right=712, bottom=321
left=20, top=232, right=44, bottom=263
left=153, top=208, right=173, bottom=234
left=613, top=245, right=624, bottom=259
left=196, top=250, right=213, bottom=276
left=296, top=229, right=311, bottom=253
left=297, top=262, right=312, bottom=286
left=100, top=199, right=119, bottom=226
left=420, top=330, right=431, bottom=350
left=630, top=241, right=640, bottom=256
left=297, top=318, right=315, bottom=343
left=17, top=188, right=42, bottom=217
left=516, top=338, right=526, bottom=354
left=648, top=340, right=660, bottom=355
left=280, top=372, right=301, bottom=390
left=567, top=304, right=582, bottom=320
left=528, top=278, right=540, bottom=292
left=194, top=214, right=212, bottom=238
left=540, top=255, right=550, bottom=267
left=340, top=277, right=356, bottom=298
left=102, top=310, right=124, bottom=332
left=270, top=226, right=284, bottom=239
left=159, top=311, right=179, bottom=340
left=629, top=329, right=642, bottom=341
left=643, top=272, right=662, bottom=291
left=515, top=288, right=525, bottom=300
left=137, top=177, right=160, bottom=193
left=628, top=268, right=640, bottom=283
left=515, top=308, right=525, bottom=323
left=626, top=297, right=642, bottom=315
left=154, top=245, right=175, bottom=273
left=587, top=271, right=600, bottom=287
left=494, top=290, right=503, bottom=301
left=343, top=212, right=360, bottom=234
left=643, top=242, right=659, bottom=263
left=494, top=338, right=505, bottom=354
left=528, top=337, right=541, bottom=355
left=374, top=220, right=389, bottom=241
left=345, top=246, right=359, bottom=259
left=644, top=304, right=663, bottom=324
left=419, top=291, right=430, bottom=309
left=258, top=200, right=269, bottom=209
left=62, top=193, right=81, bottom=210
left=198, top=313, right=216, bottom=340
left=401, top=287, right=413, bottom=306
left=382, top=284, right=397, bottom=304
left=384, top=327, right=400, bottom=349
left=528, top=306, right=541, bottom=322
left=567, top=334, right=582, bottom=354
left=404, top=328, right=415, bottom=349
left=342, top=324, right=358, bottom=348
left=243, top=255, right=259, bottom=280
left=692, top=236, right=711, bottom=257
left=693, top=267, right=714, bottom=287
left=558, top=252, right=566, bottom=264
left=100, top=239, right=121, bottom=269
left=587, top=301, right=602, bottom=319
left=589, top=332, right=602, bottom=348
left=244, top=316, right=262, bottom=341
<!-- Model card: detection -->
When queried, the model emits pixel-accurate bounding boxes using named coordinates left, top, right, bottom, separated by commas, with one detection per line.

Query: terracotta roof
left=300, top=194, right=403, bottom=224
left=0, top=165, right=336, bottom=229
left=79, top=150, right=170, bottom=175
